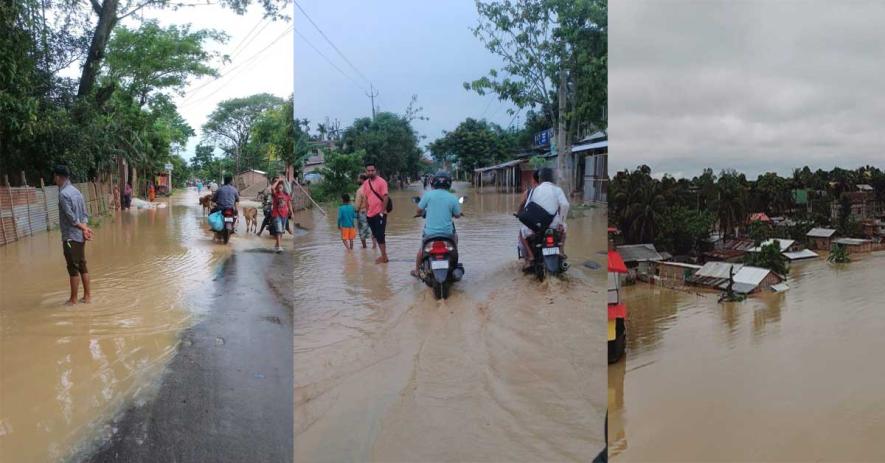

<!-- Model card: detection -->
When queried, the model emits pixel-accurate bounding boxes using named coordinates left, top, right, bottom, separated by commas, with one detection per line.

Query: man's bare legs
left=67, top=276, right=79, bottom=305
left=519, top=233, right=534, bottom=269
left=80, top=273, right=91, bottom=303
left=376, top=243, right=388, bottom=263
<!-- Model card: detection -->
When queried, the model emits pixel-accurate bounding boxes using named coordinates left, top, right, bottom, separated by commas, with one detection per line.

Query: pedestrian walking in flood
left=361, top=162, right=391, bottom=263
left=338, top=193, right=357, bottom=250
left=122, top=182, right=132, bottom=210
left=354, top=174, right=375, bottom=249
left=271, top=178, right=291, bottom=253
left=53, top=165, right=94, bottom=305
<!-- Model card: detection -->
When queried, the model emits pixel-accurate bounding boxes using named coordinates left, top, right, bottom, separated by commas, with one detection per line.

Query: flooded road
left=609, top=253, right=885, bottom=461
left=293, top=183, right=607, bottom=462
left=0, top=189, right=291, bottom=462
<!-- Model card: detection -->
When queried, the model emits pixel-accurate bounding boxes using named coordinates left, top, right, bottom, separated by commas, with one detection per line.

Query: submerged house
left=651, top=261, right=702, bottom=285
left=689, top=262, right=785, bottom=294
left=806, top=227, right=837, bottom=250
left=833, top=237, right=873, bottom=254
left=616, top=243, right=664, bottom=279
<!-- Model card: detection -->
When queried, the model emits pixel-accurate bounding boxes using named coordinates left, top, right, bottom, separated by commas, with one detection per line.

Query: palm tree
left=622, top=181, right=666, bottom=244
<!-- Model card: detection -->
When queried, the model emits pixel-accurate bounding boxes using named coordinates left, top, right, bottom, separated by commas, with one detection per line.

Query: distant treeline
left=609, top=165, right=885, bottom=255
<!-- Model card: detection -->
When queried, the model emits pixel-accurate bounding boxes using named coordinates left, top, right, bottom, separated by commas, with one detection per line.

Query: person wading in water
left=361, top=162, right=390, bottom=263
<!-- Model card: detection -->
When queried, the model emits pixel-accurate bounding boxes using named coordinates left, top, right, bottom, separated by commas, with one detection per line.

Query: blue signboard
left=533, top=128, right=553, bottom=148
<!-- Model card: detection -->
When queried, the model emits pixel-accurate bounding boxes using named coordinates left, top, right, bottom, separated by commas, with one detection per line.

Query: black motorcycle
left=521, top=227, right=568, bottom=281
left=412, top=196, right=465, bottom=300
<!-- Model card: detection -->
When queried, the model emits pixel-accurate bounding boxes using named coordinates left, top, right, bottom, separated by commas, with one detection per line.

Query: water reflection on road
left=292, top=183, right=607, bottom=462
left=0, top=190, right=223, bottom=462
left=609, top=253, right=885, bottom=461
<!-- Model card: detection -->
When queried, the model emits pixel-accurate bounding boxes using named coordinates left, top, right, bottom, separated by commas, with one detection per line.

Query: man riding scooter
left=211, top=174, right=240, bottom=229
left=411, top=171, right=462, bottom=280
left=518, top=167, right=570, bottom=270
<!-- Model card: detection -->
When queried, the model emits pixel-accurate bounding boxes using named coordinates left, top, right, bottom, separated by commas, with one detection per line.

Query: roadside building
left=806, top=227, right=837, bottom=250
left=833, top=237, right=873, bottom=254
left=616, top=243, right=664, bottom=280
left=235, top=169, right=268, bottom=198
left=574, top=132, right=608, bottom=204
left=473, top=159, right=528, bottom=193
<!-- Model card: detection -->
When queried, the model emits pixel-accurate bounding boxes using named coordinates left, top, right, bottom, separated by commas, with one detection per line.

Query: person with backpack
left=361, top=162, right=391, bottom=263
left=517, top=167, right=569, bottom=270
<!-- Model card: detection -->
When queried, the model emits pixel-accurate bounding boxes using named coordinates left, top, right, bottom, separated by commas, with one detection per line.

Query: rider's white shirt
left=529, top=182, right=570, bottom=230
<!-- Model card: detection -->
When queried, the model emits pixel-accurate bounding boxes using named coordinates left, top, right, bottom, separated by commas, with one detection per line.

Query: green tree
left=655, top=206, right=714, bottom=256
left=250, top=96, right=296, bottom=174
left=315, top=150, right=365, bottom=202
left=465, top=0, right=607, bottom=192
left=827, top=243, right=850, bottom=264
left=341, top=112, right=421, bottom=182
left=427, top=118, right=513, bottom=172
left=202, top=93, right=285, bottom=174
left=745, top=240, right=789, bottom=276
left=748, top=220, right=772, bottom=246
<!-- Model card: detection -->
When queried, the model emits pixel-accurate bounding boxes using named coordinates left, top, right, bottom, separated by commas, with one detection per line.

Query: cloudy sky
left=143, top=3, right=293, bottom=160
left=293, top=0, right=518, bottom=152
left=610, top=1, right=885, bottom=179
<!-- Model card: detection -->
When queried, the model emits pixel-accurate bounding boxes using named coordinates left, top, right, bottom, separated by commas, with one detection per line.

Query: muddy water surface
left=610, top=253, right=885, bottom=461
left=292, top=183, right=607, bottom=462
left=0, top=190, right=223, bottom=462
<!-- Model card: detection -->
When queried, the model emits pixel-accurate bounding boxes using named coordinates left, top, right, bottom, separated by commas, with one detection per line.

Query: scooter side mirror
left=412, top=196, right=421, bottom=204
left=458, top=196, right=465, bottom=204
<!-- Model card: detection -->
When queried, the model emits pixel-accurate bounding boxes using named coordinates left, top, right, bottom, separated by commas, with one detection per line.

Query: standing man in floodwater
left=362, top=162, right=390, bottom=263
left=54, top=165, right=94, bottom=305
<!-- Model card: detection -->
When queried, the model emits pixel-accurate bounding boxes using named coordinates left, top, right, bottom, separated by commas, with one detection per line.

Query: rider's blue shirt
left=418, top=189, right=461, bottom=237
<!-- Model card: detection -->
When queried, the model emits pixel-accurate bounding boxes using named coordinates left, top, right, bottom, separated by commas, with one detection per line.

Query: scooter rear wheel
left=222, top=228, right=230, bottom=244
left=433, top=281, right=450, bottom=300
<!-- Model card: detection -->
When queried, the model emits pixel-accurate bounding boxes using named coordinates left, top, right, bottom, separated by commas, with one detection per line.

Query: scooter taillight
left=430, top=241, right=449, bottom=255
left=545, top=235, right=555, bottom=246
left=223, top=209, right=234, bottom=217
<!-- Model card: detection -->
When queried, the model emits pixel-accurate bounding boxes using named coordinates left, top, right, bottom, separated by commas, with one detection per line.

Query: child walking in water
left=338, top=194, right=357, bottom=250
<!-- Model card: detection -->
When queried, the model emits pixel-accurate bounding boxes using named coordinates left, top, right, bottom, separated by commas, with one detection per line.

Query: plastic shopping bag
left=208, top=211, right=224, bottom=232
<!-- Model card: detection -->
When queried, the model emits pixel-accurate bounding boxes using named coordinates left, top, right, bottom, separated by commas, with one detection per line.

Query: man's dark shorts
left=367, top=214, right=387, bottom=245
left=63, top=240, right=88, bottom=276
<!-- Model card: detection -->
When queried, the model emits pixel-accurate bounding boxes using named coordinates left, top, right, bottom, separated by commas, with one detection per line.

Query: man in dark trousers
left=54, top=165, right=94, bottom=304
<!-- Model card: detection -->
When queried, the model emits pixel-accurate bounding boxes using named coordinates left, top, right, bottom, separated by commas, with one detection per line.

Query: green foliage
left=748, top=221, right=772, bottom=246
left=744, top=241, right=789, bottom=276
left=250, top=96, right=296, bottom=173
left=529, top=155, right=548, bottom=170
left=427, top=118, right=514, bottom=171
left=340, top=112, right=421, bottom=179
left=314, top=150, right=365, bottom=202
left=202, top=93, right=285, bottom=172
left=827, top=243, right=851, bottom=264
left=466, top=0, right=607, bottom=134
left=655, top=206, right=714, bottom=256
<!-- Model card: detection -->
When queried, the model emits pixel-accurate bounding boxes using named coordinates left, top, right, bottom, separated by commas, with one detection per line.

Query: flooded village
left=608, top=165, right=885, bottom=460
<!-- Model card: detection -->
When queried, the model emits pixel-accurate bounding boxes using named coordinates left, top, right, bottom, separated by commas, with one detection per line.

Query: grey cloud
left=611, top=0, right=885, bottom=178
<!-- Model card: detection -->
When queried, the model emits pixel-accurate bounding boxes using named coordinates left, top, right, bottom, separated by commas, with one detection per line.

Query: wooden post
left=4, top=175, right=18, bottom=241
left=41, top=178, right=50, bottom=231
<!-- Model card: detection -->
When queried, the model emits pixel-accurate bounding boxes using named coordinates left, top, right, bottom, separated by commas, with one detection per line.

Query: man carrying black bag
left=516, top=167, right=570, bottom=270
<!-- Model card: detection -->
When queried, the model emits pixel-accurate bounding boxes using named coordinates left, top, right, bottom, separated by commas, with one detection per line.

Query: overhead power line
left=293, top=0, right=371, bottom=85
left=181, top=24, right=294, bottom=108
left=294, top=27, right=367, bottom=92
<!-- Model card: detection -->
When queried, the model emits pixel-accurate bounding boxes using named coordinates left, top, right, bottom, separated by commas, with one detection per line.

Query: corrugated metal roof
left=732, top=266, right=772, bottom=286
left=835, top=238, right=871, bottom=245
left=783, top=249, right=819, bottom=260
left=616, top=244, right=663, bottom=262
left=473, top=159, right=525, bottom=172
left=771, top=283, right=791, bottom=292
left=750, top=238, right=795, bottom=252
left=695, top=262, right=743, bottom=279
left=718, top=281, right=758, bottom=294
left=572, top=140, right=608, bottom=152
left=807, top=227, right=837, bottom=238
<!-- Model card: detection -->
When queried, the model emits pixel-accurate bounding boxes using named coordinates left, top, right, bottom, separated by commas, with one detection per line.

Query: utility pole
left=365, top=83, right=379, bottom=120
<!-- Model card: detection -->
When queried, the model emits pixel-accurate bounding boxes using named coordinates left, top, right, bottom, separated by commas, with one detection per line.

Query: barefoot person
left=270, top=178, right=291, bottom=253
left=354, top=174, right=375, bottom=249
left=361, top=162, right=390, bottom=263
left=54, top=165, right=94, bottom=304
left=337, top=193, right=357, bottom=250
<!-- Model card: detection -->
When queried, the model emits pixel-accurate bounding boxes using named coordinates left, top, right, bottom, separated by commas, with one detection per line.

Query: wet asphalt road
left=84, top=251, right=293, bottom=463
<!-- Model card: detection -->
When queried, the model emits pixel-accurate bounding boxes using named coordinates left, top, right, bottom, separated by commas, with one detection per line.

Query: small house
left=749, top=238, right=800, bottom=253
left=651, top=261, right=702, bottom=285
left=806, top=227, right=837, bottom=250
left=718, top=266, right=785, bottom=294
left=689, top=262, right=744, bottom=289
left=783, top=249, right=819, bottom=261
left=833, top=237, right=873, bottom=254
left=616, top=244, right=664, bottom=279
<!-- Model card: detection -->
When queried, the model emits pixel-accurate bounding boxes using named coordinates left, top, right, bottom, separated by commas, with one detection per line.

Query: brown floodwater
left=609, top=253, right=885, bottom=461
left=0, top=189, right=227, bottom=462
left=292, top=183, right=607, bottom=462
